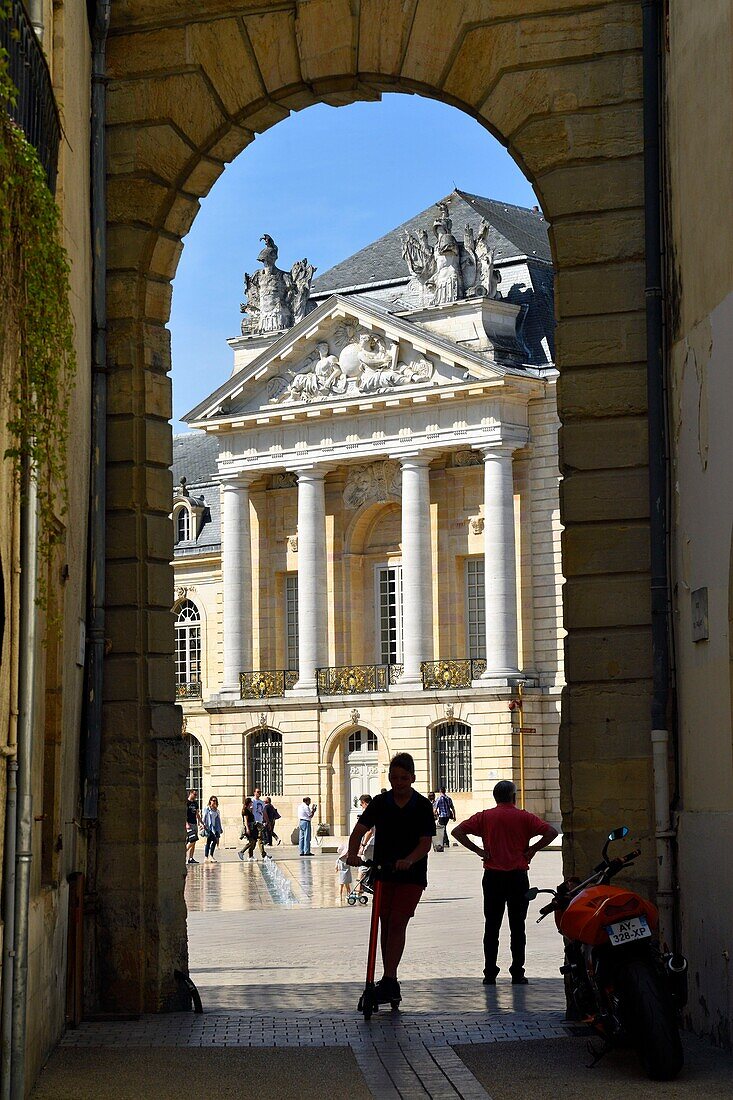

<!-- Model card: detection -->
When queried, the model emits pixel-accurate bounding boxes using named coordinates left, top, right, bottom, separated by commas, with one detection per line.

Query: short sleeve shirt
left=358, top=790, right=436, bottom=886
left=251, top=797, right=265, bottom=824
left=459, top=803, right=552, bottom=872
left=186, top=799, right=199, bottom=826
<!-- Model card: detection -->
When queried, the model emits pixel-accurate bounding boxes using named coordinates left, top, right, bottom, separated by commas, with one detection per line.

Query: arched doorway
left=98, top=2, right=651, bottom=1012
left=344, top=727, right=380, bottom=832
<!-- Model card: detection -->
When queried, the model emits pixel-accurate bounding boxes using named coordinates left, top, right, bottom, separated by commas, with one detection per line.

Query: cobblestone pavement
left=49, top=849, right=732, bottom=1098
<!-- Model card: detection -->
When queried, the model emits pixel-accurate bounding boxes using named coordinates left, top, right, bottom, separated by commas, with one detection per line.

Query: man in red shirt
left=452, top=780, right=558, bottom=984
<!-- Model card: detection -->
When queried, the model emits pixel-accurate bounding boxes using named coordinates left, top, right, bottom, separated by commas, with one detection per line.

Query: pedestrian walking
left=346, top=753, right=435, bottom=1006
left=427, top=791, right=442, bottom=851
left=263, top=795, right=282, bottom=845
left=203, top=795, right=223, bottom=861
left=250, top=787, right=271, bottom=857
left=452, top=780, right=558, bottom=984
left=434, top=786, right=456, bottom=848
left=238, top=797, right=259, bottom=860
left=297, top=796, right=317, bottom=855
left=355, top=794, right=375, bottom=897
left=185, top=788, right=202, bottom=865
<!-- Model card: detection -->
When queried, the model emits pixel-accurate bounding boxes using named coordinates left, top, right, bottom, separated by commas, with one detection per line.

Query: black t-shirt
left=186, top=799, right=199, bottom=826
left=358, top=790, right=436, bottom=887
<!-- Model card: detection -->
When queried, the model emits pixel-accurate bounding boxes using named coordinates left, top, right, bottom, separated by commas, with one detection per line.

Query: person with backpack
left=434, top=786, right=456, bottom=848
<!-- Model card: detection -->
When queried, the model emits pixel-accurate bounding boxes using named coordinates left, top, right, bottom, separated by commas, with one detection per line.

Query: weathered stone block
left=558, top=364, right=647, bottom=419
left=565, top=626, right=652, bottom=682
left=245, top=9, right=302, bottom=93
left=516, top=105, right=644, bottom=178
left=559, top=418, right=648, bottom=470
left=206, top=125, right=253, bottom=164
left=562, top=522, right=650, bottom=576
left=107, top=26, right=186, bottom=79
left=107, top=226, right=150, bottom=274
left=295, top=0, right=354, bottom=83
left=144, top=278, right=173, bottom=324
left=555, top=263, right=646, bottom=318
left=537, top=158, right=644, bottom=218
left=108, top=124, right=195, bottom=188
left=145, top=514, right=174, bottom=562
left=551, top=209, right=646, bottom=268
left=148, top=656, right=176, bottom=703
left=556, top=312, right=646, bottom=367
left=180, top=157, right=225, bottom=201
left=163, top=193, right=201, bottom=240
left=564, top=575, right=651, bottom=628
left=186, top=18, right=264, bottom=117
left=145, top=371, right=173, bottom=420
left=147, top=609, right=175, bottom=655
left=149, top=234, right=183, bottom=283
left=150, top=703, right=182, bottom=741
left=561, top=467, right=649, bottom=522
left=107, top=73, right=227, bottom=150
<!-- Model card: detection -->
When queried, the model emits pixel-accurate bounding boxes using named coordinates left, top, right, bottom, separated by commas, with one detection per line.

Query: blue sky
left=169, top=93, right=537, bottom=430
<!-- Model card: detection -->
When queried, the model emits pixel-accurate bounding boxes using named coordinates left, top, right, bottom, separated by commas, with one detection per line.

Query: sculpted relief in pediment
left=267, top=321, right=433, bottom=406
left=343, top=460, right=402, bottom=509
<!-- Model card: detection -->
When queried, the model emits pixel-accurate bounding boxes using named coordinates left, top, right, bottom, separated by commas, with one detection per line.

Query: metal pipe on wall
left=9, top=457, right=40, bottom=1099
left=27, top=0, right=43, bottom=43
left=642, top=0, right=676, bottom=946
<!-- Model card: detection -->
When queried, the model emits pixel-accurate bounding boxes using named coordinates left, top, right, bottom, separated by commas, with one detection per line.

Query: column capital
left=474, top=430, right=529, bottom=460
left=392, top=451, right=433, bottom=469
left=219, top=471, right=258, bottom=490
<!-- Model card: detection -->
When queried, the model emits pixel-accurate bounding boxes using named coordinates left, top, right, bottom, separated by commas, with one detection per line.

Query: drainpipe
left=8, top=455, right=40, bottom=1100
left=642, top=0, right=676, bottom=947
left=82, top=0, right=110, bottom=822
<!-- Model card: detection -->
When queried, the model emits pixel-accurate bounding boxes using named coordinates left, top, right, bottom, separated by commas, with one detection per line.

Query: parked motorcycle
left=527, top=827, right=687, bottom=1080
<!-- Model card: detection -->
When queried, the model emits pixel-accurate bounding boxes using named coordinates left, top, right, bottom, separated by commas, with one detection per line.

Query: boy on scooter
left=346, top=752, right=435, bottom=1006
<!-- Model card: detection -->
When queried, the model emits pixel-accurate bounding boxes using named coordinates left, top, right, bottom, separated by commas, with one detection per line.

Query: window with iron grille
left=175, top=600, right=201, bottom=686
left=465, top=558, right=486, bottom=660
left=186, top=735, right=203, bottom=806
left=285, top=573, right=299, bottom=670
left=377, top=564, right=403, bottom=665
left=433, top=721, right=472, bottom=792
left=175, top=506, right=190, bottom=544
left=251, top=729, right=283, bottom=796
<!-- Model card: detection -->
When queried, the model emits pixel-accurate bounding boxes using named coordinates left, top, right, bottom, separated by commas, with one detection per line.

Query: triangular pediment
left=183, top=295, right=515, bottom=426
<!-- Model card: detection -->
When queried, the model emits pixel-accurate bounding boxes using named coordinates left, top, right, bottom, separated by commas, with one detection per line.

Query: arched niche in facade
left=99, top=0, right=651, bottom=1013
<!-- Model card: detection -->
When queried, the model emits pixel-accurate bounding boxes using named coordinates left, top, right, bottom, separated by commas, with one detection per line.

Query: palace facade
left=173, top=191, right=563, bottom=837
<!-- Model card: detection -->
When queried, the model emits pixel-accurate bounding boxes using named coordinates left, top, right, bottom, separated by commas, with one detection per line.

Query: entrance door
left=345, top=727, right=380, bottom=832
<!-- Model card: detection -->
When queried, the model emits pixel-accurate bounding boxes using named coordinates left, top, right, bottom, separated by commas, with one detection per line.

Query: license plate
left=606, top=915, right=652, bottom=945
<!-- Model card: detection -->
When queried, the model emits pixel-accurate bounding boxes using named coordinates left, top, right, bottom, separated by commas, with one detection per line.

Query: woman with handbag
left=203, top=795, right=223, bottom=861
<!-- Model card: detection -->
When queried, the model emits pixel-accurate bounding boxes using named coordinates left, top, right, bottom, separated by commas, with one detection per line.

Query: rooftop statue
left=240, top=235, right=316, bottom=335
left=402, top=205, right=500, bottom=306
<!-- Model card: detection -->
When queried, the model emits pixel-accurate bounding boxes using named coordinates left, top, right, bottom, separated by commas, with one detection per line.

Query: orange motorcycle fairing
left=558, top=885, right=659, bottom=946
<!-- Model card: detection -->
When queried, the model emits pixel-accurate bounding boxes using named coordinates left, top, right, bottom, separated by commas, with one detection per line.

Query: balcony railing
left=316, top=664, right=395, bottom=695
left=421, top=658, right=487, bottom=690
left=176, top=680, right=202, bottom=700
left=240, top=669, right=298, bottom=699
left=1, top=0, right=61, bottom=190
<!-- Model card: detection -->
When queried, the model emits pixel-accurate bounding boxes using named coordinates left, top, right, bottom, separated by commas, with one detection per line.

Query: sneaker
left=482, top=976, right=496, bottom=985
left=237, top=850, right=245, bottom=861
left=276, top=837, right=282, bottom=846
left=511, top=974, right=529, bottom=985
left=376, top=977, right=400, bottom=1004
left=187, top=858, right=198, bottom=865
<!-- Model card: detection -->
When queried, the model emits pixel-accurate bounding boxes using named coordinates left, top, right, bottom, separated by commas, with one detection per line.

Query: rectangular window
left=377, top=565, right=403, bottom=665
left=285, top=573, right=299, bottom=670
left=465, top=558, right=486, bottom=660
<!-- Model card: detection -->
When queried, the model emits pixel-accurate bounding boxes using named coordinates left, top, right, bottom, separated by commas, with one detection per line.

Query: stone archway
left=100, top=1, right=651, bottom=1013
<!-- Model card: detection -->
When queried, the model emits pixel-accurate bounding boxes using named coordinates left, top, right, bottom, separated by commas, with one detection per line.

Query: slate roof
left=172, top=432, right=221, bottom=556
left=311, top=189, right=551, bottom=297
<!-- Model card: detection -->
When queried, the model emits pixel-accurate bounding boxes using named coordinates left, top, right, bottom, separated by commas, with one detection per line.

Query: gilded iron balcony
left=176, top=680, right=202, bottom=700
left=316, top=663, right=396, bottom=695
left=240, top=669, right=298, bottom=699
left=421, top=658, right=487, bottom=690
left=1, top=0, right=61, bottom=190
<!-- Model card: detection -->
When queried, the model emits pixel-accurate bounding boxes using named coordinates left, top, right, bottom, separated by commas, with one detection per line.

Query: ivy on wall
left=0, top=16, right=76, bottom=606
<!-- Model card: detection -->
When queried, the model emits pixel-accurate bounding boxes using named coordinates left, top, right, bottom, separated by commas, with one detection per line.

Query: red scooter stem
left=365, top=879, right=382, bottom=983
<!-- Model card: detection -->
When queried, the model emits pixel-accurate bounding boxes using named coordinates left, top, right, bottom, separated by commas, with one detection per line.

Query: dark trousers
left=482, top=869, right=530, bottom=977
left=205, top=833, right=219, bottom=857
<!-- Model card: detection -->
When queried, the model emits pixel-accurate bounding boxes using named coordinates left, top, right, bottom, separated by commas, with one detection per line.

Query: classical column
left=479, top=445, right=521, bottom=682
left=221, top=476, right=254, bottom=693
left=293, top=468, right=327, bottom=692
left=398, top=454, right=433, bottom=687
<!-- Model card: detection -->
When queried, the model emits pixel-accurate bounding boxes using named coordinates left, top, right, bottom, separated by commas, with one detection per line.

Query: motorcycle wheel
left=618, top=957, right=684, bottom=1080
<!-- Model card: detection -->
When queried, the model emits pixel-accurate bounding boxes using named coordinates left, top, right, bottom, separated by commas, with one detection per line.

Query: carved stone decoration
left=175, top=585, right=196, bottom=600
left=402, top=205, right=501, bottom=307
left=270, top=471, right=298, bottom=490
left=445, top=703, right=455, bottom=720
left=453, top=449, right=482, bottom=467
left=287, top=535, right=298, bottom=553
left=344, top=460, right=402, bottom=509
left=181, top=715, right=188, bottom=735
left=240, top=234, right=315, bottom=335
left=350, top=709, right=360, bottom=725
left=269, top=329, right=433, bottom=406
left=258, top=712, right=268, bottom=729
left=470, top=517, right=485, bottom=535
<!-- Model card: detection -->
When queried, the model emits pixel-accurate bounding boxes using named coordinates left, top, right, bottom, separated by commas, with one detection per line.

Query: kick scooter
left=357, top=864, right=400, bottom=1019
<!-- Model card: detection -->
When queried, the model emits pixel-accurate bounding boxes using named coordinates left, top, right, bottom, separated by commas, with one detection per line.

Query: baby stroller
left=347, top=862, right=375, bottom=905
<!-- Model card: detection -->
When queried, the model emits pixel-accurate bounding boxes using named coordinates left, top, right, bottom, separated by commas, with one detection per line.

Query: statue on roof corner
left=240, top=235, right=316, bottom=335
left=402, top=205, right=500, bottom=306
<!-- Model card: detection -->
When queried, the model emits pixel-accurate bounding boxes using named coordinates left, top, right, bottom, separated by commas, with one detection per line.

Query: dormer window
left=176, top=507, right=191, bottom=544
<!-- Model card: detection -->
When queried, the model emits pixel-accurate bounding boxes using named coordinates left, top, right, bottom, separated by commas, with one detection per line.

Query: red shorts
left=378, top=882, right=424, bottom=920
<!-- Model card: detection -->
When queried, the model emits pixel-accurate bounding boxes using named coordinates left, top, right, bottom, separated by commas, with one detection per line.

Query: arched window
left=347, top=728, right=378, bottom=754
left=433, top=721, right=472, bottom=793
left=175, top=600, right=201, bottom=688
left=186, top=735, right=203, bottom=806
left=251, top=729, right=283, bottom=796
left=175, top=506, right=190, bottom=544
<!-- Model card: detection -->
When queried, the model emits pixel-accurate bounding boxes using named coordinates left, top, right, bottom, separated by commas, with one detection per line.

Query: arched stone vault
left=101, top=0, right=651, bottom=1012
